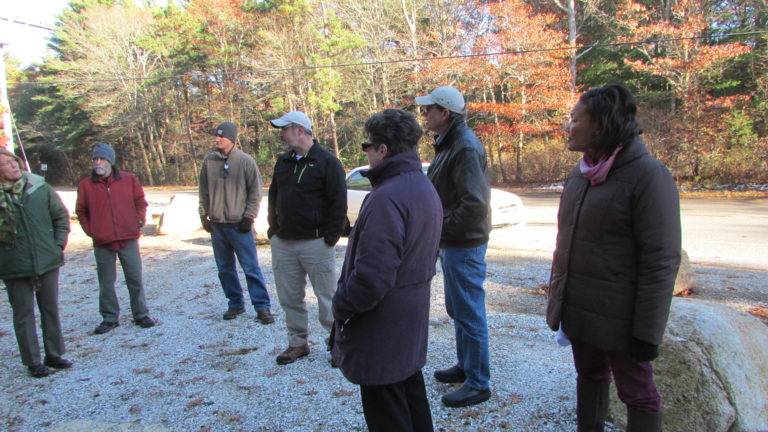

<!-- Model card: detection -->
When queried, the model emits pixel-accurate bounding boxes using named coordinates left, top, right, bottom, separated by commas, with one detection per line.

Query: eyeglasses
left=222, top=163, right=229, bottom=178
left=360, top=142, right=376, bottom=151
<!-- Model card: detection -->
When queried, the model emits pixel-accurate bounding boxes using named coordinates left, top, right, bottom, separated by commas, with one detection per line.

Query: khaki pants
left=271, top=236, right=336, bottom=347
left=5, top=269, right=65, bottom=366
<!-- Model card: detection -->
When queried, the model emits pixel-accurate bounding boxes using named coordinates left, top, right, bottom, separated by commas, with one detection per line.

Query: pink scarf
left=579, top=146, right=623, bottom=185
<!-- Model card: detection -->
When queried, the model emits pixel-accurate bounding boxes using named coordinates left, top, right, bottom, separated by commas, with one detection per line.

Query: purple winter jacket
left=331, top=151, right=442, bottom=386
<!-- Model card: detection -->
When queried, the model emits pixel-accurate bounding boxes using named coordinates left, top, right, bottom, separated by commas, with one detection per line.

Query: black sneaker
left=134, top=316, right=155, bottom=328
left=28, top=364, right=50, bottom=378
left=441, top=384, right=491, bottom=407
left=223, top=307, right=245, bottom=320
left=94, top=321, right=119, bottom=334
left=434, top=364, right=466, bottom=383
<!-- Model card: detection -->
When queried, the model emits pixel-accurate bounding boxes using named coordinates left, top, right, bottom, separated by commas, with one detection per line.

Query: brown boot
left=627, top=408, right=662, bottom=432
left=276, top=344, right=309, bottom=365
left=576, top=379, right=609, bottom=432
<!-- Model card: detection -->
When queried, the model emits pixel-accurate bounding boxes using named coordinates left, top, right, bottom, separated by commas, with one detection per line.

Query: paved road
left=491, top=192, right=768, bottom=271
left=58, top=187, right=767, bottom=270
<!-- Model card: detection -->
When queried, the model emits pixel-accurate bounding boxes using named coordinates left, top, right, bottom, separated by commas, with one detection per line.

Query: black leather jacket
left=427, top=116, right=491, bottom=248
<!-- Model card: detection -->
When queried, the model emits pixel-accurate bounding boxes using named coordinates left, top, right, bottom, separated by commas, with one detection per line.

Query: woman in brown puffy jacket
left=547, top=84, right=681, bottom=432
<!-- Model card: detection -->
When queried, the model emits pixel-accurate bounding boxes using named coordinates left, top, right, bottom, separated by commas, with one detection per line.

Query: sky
left=0, top=0, right=72, bottom=66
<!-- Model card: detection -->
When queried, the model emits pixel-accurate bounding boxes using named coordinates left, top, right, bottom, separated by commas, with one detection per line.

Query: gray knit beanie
left=215, top=122, right=238, bottom=143
left=92, top=142, right=116, bottom=165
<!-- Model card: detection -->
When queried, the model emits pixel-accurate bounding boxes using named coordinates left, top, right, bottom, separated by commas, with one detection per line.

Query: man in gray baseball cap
left=416, top=86, right=493, bottom=408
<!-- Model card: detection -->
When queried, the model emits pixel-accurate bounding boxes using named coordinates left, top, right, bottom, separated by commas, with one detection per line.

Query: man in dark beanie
left=199, top=122, right=274, bottom=324
left=76, top=142, right=155, bottom=334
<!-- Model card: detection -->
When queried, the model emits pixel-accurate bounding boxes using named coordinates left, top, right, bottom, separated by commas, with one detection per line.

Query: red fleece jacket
left=76, top=169, right=148, bottom=247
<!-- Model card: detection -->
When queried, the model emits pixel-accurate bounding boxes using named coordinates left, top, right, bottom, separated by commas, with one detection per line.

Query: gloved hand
left=237, top=217, right=254, bottom=233
left=200, top=216, right=212, bottom=233
left=630, top=337, right=659, bottom=362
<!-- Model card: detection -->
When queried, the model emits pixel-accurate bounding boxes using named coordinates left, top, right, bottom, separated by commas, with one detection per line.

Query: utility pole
left=0, top=42, right=14, bottom=153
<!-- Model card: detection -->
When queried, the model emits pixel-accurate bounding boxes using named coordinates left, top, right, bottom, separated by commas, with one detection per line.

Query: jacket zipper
left=297, top=165, right=308, bottom=184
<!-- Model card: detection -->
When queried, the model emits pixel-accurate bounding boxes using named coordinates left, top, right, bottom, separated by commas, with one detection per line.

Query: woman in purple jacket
left=331, top=109, right=443, bottom=432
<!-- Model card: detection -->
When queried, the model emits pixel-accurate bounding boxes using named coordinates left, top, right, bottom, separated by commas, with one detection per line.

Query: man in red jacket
left=76, top=142, right=155, bottom=334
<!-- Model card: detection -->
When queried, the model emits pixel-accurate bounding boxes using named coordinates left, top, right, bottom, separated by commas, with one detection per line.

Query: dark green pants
left=5, top=269, right=65, bottom=366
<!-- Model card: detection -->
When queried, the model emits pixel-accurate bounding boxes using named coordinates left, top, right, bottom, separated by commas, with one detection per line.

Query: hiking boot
left=44, top=356, right=73, bottom=369
left=134, top=316, right=155, bottom=328
left=223, top=307, right=245, bottom=320
left=256, top=308, right=274, bottom=325
left=28, top=364, right=50, bottom=378
left=94, top=321, right=119, bottom=334
left=276, top=344, right=310, bottom=365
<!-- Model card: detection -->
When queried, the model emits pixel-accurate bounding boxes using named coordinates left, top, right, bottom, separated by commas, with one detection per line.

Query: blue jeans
left=211, top=223, right=270, bottom=310
left=440, top=244, right=490, bottom=389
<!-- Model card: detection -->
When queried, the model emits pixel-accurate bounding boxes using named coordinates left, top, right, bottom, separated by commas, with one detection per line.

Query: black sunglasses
left=419, top=104, right=444, bottom=115
left=360, top=142, right=376, bottom=151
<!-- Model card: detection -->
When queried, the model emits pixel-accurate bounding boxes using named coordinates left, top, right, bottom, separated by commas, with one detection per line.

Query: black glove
left=200, top=216, right=212, bottom=233
left=630, top=337, right=659, bottom=362
left=237, top=217, right=254, bottom=233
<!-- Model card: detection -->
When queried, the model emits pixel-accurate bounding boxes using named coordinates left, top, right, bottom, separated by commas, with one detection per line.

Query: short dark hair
left=579, top=84, right=642, bottom=155
left=364, top=109, right=423, bottom=156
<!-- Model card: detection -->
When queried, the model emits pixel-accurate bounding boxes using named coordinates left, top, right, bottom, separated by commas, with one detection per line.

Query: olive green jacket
left=0, top=173, right=70, bottom=280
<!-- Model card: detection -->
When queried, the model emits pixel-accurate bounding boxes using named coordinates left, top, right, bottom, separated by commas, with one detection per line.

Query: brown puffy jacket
left=546, top=138, right=681, bottom=352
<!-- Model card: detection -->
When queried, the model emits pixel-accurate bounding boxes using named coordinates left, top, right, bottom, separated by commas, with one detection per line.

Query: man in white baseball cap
left=416, top=86, right=493, bottom=408
left=269, top=111, right=313, bottom=133
left=415, top=86, right=466, bottom=114
left=267, top=111, right=347, bottom=366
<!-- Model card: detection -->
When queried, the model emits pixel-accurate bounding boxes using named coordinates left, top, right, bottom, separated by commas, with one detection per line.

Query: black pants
left=360, top=370, right=433, bottom=432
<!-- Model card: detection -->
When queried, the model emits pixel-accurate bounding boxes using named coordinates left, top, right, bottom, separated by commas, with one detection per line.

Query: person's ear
left=379, top=144, right=389, bottom=158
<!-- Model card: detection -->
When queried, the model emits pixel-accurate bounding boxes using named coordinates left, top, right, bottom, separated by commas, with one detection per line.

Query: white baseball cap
left=415, top=86, right=466, bottom=114
left=270, top=111, right=313, bottom=132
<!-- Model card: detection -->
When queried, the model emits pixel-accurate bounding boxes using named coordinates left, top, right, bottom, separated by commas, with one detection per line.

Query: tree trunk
left=135, top=127, right=154, bottom=186
left=329, top=112, right=340, bottom=158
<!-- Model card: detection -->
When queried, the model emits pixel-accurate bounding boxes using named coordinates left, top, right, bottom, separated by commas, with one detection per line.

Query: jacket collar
left=366, top=151, right=422, bottom=187
left=433, top=115, right=467, bottom=150
left=283, top=139, right=322, bottom=161
left=610, top=136, right=648, bottom=172
left=90, top=166, right=122, bottom=183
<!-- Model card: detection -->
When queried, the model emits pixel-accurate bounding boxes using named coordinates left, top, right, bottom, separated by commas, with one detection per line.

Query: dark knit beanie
left=215, top=122, right=238, bottom=143
left=92, top=142, right=116, bottom=165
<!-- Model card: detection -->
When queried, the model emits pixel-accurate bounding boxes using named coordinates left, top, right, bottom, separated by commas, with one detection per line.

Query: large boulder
left=608, top=298, right=768, bottom=431
left=156, top=194, right=270, bottom=244
left=156, top=194, right=201, bottom=235
left=673, top=249, right=696, bottom=296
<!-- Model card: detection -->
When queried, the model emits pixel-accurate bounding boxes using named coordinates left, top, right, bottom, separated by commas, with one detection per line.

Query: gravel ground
left=2, top=220, right=765, bottom=432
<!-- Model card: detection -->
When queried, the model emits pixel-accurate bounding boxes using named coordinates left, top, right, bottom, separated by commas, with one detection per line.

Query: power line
left=0, top=17, right=54, bottom=31
left=10, top=30, right=765, bottom=87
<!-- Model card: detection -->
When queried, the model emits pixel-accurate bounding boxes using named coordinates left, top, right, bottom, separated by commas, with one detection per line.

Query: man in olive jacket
left=0, top=148, right=72, bottom=378
left=199, top=122, right=273, bottom=324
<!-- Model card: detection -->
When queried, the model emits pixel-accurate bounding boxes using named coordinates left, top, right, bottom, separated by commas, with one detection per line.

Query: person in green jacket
left=0, top=148, right=72, bottom=378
